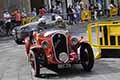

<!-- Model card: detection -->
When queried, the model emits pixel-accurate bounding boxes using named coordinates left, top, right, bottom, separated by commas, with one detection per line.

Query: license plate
left=58, top=64, right=71, bottom=69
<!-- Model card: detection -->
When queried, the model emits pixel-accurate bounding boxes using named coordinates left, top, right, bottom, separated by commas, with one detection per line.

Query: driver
left=38, top=20, right=47, bottom=30
left=55, top=18, right=67, bottom=29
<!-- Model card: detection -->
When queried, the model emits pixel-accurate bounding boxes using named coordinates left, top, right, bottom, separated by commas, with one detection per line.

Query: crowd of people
left=0, top=7, right=47, bottom=36
left=67, top=0, right=118, bottom=24
left=1, top=9, right=27, bottom=35
left=0, top=0, right=118, bottom=36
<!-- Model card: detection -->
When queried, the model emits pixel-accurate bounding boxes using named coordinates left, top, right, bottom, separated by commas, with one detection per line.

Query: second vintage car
left=12, top=13, right=62, bottom=44
left=24, top=20, right=94, bottom=77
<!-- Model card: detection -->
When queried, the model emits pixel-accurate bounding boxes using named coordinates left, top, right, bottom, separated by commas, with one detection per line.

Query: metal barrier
left=110, top=7, right=118, bottom=17
left=87, top=21, right=120, bottom=59
left=81, top=9, right=91, bottom=22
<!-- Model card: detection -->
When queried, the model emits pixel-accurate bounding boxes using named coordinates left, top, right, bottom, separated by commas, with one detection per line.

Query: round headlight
left=59, top=52, right=69, bottom=63
left=42, top=41, right=48, bottom=48
left=71, top=37, right=78, bottom=45
left=12, top=29, right=16, bottom=35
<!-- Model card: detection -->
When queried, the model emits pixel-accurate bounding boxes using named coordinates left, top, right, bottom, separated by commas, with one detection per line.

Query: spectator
left=89, top=4, right=95, bottom=20
left=72, top=6, right=77, bottom=24
left=96, top=0, right=102, bottom=11
left=107, top=3, right=114, bottom=17
left=31, top=8, right=37, bottom=16
left=67, top=5, right=74, bottom=24
left=94, top=4, right=98, bottom=20
left=22, top=8, right=27, bottom=18
left=55, top=5, right=62, bottom=15
left=55, top=6, right=59, bottom=14
left=75, top=2, right=81, bottom=23
left=79, top=0, right=85, bottom=10
left=96, top=0, right=103, bottom=19
left=13, top=9, right=22, bottom=26
left=50, top=5, right=56, bottom=13
left=3, top=10, right=12, bottom=35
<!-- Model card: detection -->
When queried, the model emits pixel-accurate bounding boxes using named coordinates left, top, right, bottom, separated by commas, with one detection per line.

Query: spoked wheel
left=80, top=43, right=94, bottom=72
left=29, top=50, right=40, bottom=77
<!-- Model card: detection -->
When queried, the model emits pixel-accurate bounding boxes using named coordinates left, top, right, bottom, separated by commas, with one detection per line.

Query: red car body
left=24, top=29, right=94, bottom=77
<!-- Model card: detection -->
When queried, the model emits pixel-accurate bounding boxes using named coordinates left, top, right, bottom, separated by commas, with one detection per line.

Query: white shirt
left=80, top=1, right=85, bottom=9
left=107, top=4, right=114, bottom=10
left=3, top=12, right=11, bottom=23
left=32, top=11, right=37, bottom=16
left=22, top=12, right=27, bottom=17
left=75, top=5, right=81, bottom=13
left=98, top=3, right=102, bottom=10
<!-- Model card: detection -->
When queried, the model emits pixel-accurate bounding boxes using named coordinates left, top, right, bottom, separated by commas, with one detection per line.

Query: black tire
left=80, top=42, right=94, bottom=72
left=29, top=50, right=40, bottom=77
left=37, top=48, right=47, bottom=66
left=15, top=39, right=23, bottom=44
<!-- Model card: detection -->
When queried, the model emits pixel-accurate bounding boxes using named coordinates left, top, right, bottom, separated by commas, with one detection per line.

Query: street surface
left=1, top=19, right=120, bottom=80
left=1, top=39, right=120, bottom=80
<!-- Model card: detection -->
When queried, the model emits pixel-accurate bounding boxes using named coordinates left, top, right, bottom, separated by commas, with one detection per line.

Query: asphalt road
left=0, top=21, right=120, bottom=80
left=0, top=39, right=120, bottom=80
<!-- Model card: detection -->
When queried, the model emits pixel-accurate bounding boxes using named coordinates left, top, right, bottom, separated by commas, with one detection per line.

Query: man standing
left=96, top=0, right=102, bottom=11
left=75, top=2, right=81, bottom=23
left=3, top=10, right=11, bottom=35
left=96, top=0, right=103, bottom=19
left=79, top=0, right=85, bottom=10
left=31, top=8, right=37, bottom=16
left=14, top=9, right=22, bottom=26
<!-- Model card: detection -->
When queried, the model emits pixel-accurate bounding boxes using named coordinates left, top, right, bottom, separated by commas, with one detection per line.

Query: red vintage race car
left=24, top=24, right=94, bottom=77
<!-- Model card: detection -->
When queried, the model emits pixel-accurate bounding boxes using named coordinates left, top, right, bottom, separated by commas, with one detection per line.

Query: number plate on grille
left=58, top=64, right=71, bottom=68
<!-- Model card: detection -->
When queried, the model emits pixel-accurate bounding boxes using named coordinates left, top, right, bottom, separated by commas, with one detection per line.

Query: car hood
left=43, top=29, right=68, bottom=37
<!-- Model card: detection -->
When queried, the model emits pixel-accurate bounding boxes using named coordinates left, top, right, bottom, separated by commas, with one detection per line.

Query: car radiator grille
left=52, top=33, right=68, bottom=61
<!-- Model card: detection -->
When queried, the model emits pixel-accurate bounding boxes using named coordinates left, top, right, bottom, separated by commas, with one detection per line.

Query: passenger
left=39, top=7, right=46, bottom=18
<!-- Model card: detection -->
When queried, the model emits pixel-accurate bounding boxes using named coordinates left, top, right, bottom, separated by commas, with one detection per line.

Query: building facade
left=0, top=0, right=120, bottom=18
left=0, top=0, right=31, bottom=18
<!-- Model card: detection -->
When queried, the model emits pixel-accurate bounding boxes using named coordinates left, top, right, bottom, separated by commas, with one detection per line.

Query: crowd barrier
left=87, top=21, right=120, bottom=59
left=110, top=7, right=118, bottom=17
left=21, top=8, right=119, bottom=26
left=81, top=9, right=91, bottom=22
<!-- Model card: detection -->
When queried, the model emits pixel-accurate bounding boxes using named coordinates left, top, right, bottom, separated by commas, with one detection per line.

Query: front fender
left=75, top=41, right=88, bottom=49
left=30, top=46, right=44, bottom=61
left=24, top=37, right=31, bottom=55
left=75, top=36, right=88, bottom=49
left=30, top=45, right=43, bottom=53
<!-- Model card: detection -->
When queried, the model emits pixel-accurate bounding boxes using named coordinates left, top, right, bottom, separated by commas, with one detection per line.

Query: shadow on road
left=35, top=59, right=120, bottom=79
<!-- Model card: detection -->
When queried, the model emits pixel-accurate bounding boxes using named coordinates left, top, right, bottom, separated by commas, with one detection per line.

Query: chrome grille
left=52, top=33, right=68, bottom=62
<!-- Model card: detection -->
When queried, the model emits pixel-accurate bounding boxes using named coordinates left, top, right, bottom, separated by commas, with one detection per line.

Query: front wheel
left=80, top=43, right=94, bottom=72
left=29, top=50, right=40, bottom=77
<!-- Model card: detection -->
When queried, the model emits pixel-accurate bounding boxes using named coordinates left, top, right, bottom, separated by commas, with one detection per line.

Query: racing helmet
left=56, top=17, right=63, bottom=23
